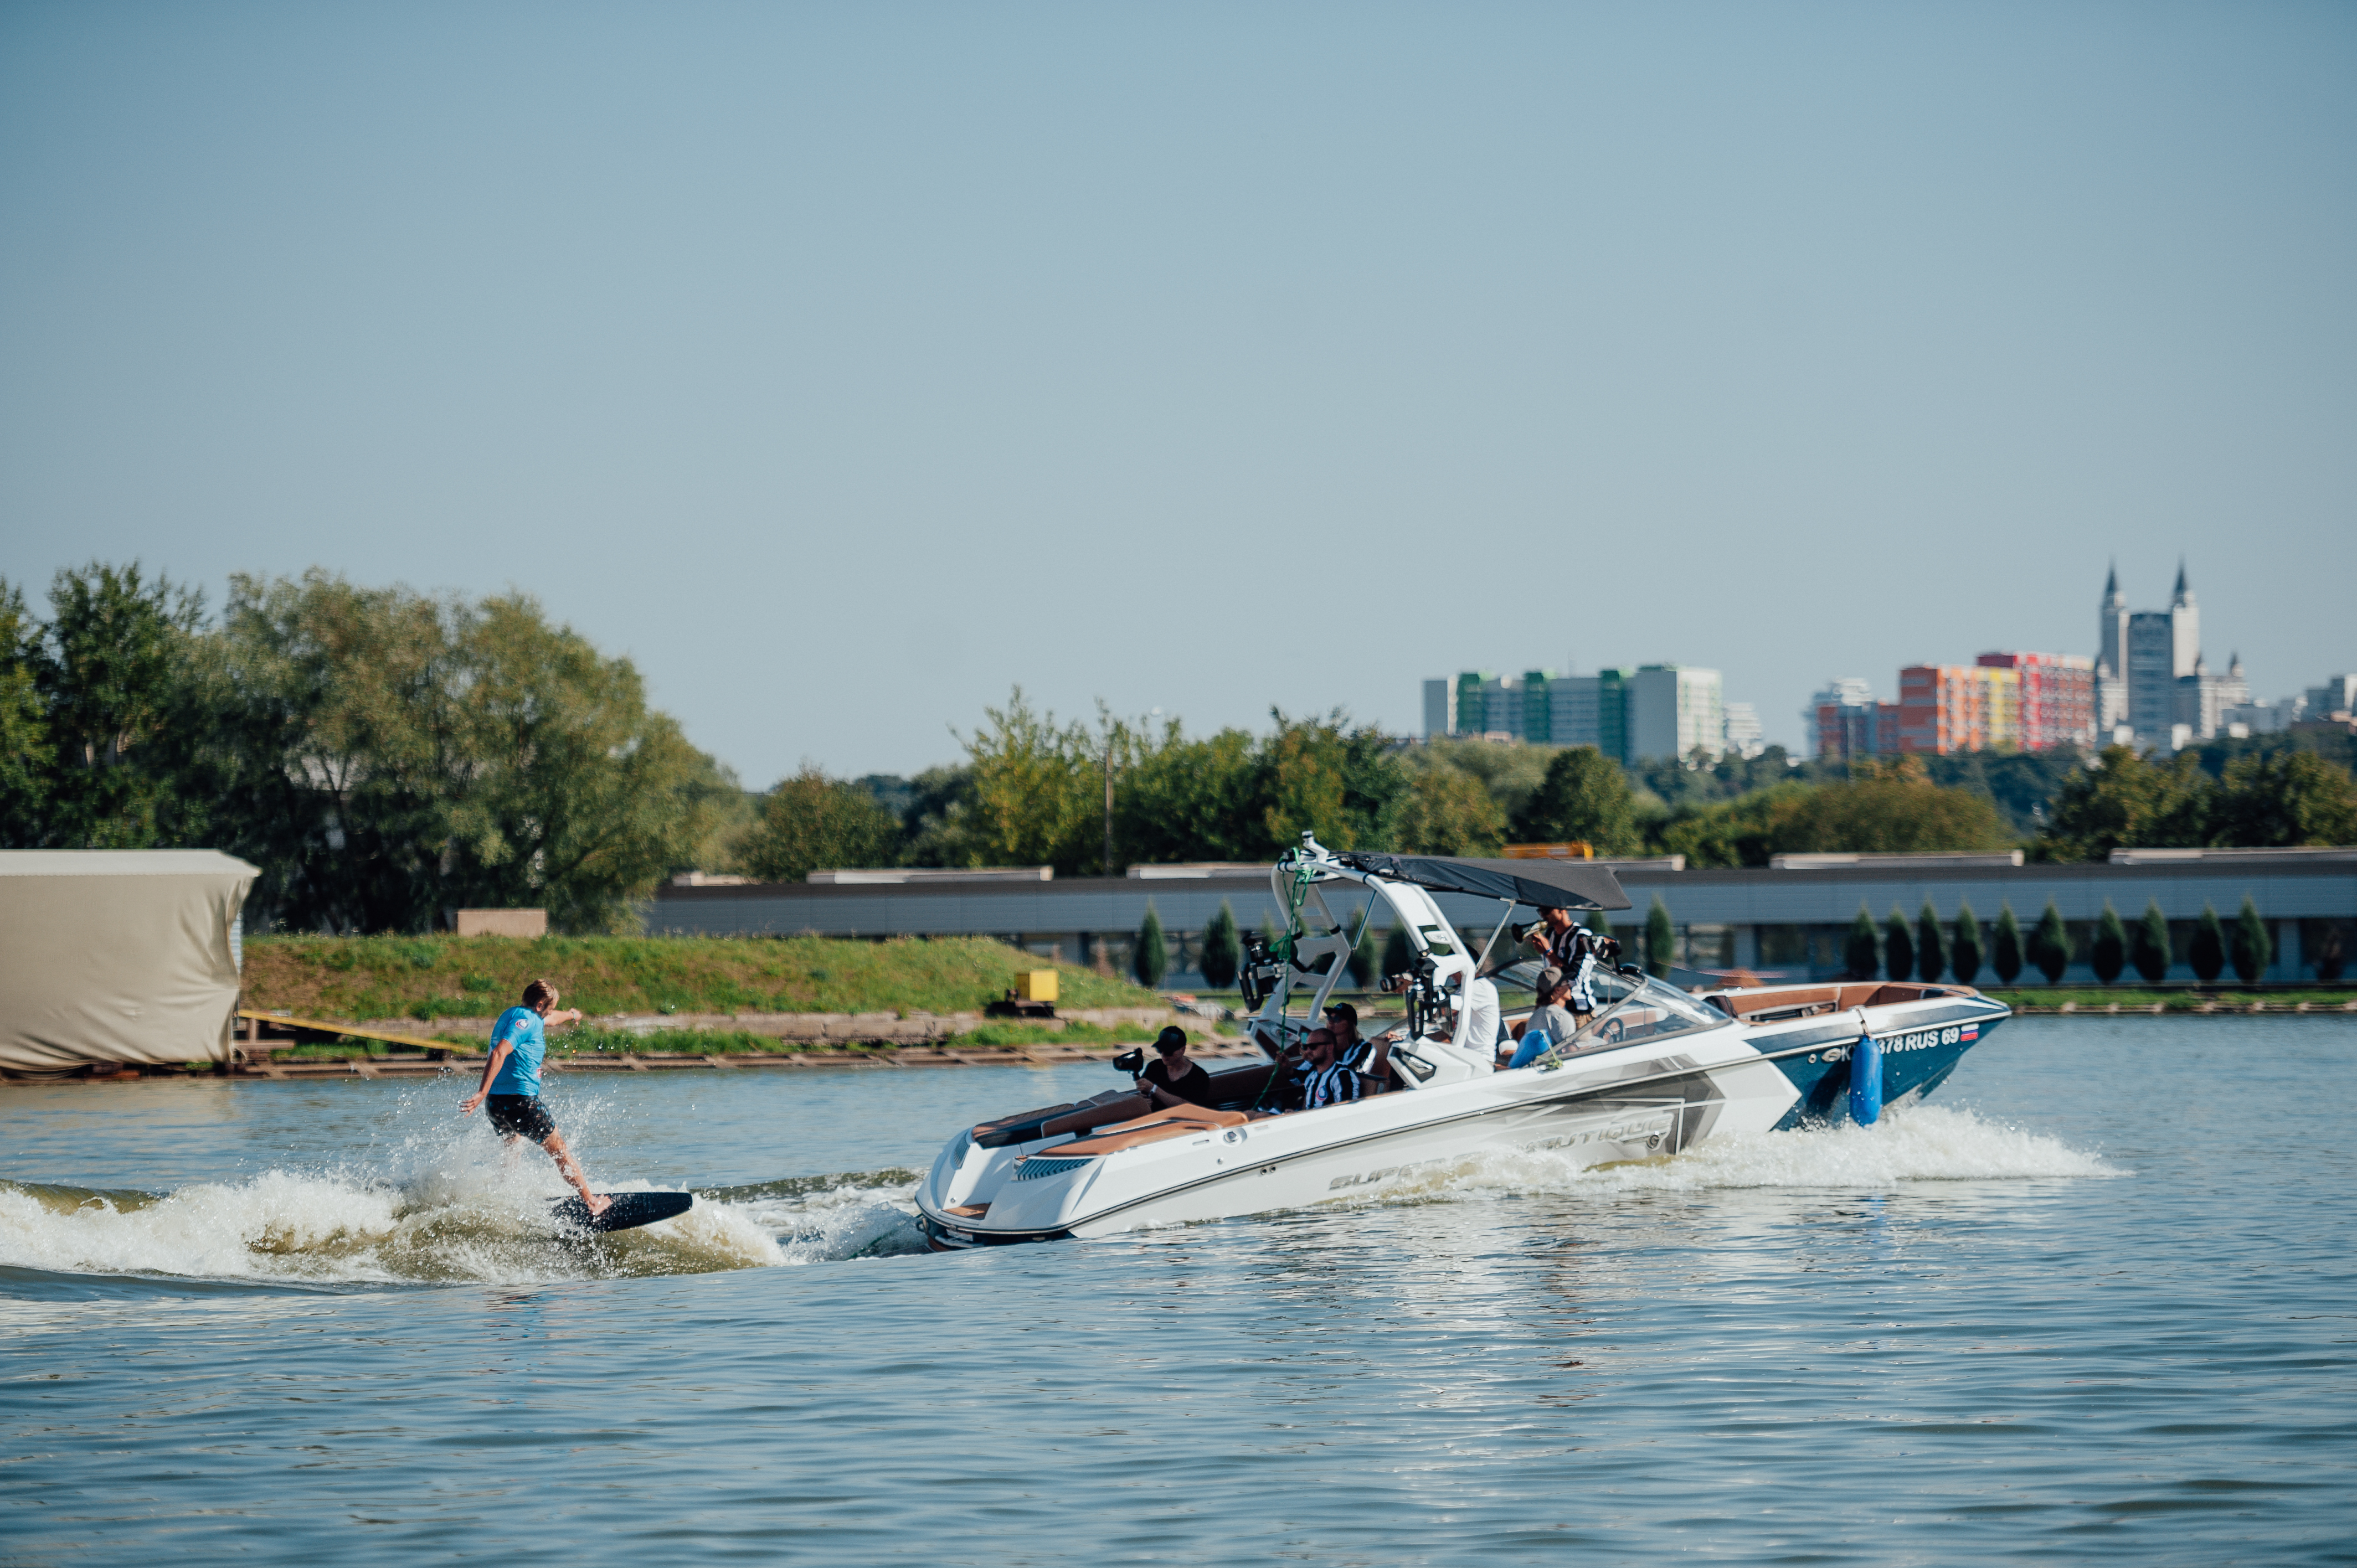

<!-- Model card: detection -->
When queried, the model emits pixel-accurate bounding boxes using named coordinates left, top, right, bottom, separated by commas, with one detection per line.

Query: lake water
left=4, top=1017, right=2353, bottom=1564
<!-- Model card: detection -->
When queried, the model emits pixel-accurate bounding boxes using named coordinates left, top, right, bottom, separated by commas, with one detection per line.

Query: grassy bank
left=1983, top=986, right=2357, bottom=1011
left=242, top=935, right=1162, bottom=1021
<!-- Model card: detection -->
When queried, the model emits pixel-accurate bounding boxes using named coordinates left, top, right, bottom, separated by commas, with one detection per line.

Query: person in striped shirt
left=1293, top=1027, right=1391, bottom=1111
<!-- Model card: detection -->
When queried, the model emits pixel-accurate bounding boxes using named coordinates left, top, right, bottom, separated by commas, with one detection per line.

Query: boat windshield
left=1493, top=959, right=1724, bottom=1053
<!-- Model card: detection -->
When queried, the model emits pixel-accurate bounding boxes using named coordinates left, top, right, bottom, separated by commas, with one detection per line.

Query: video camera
left=1236, top=932, right=1287, bottom=1010
left=1112, top=1048, right=1145, bottom=1076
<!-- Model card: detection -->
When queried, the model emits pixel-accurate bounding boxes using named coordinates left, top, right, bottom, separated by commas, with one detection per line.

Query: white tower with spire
left=2096, top=563, right=2130, bottom=731
left=2168, top=559, right=2200, bottom=680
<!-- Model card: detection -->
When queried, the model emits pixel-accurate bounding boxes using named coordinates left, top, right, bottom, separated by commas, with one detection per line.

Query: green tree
left=1884, top=907, right=1913, bottom=982
left=1349, top=921, right=1380, bottom=987
left=2231, top=896, right=2272, bottom=985
left=1991, top=902, right=2023, bottom=984
left=0, top=579, right=49, bottom=841
left=1199, top=900, right=1241, bottom=990
left=953, top=688, right=1105, bottom=873
left=1844, top=905, right=1880, bottom=979
left=2189, top=904, right=2226, bottom=983
left=739, top=766, right=903, bottom=883
left=1381, top=924, right=1413, bottom=986
left=1134, top=903, right=1168, bottom=989
left=1951, top=899, right=1982, bottom=986
left=2091, top=902, right=2127, bottom=984
left=1644, top=896, right=1676, bottom=978
left=1248, top=710, right=1408, bottom=854
left=1511, top=746, right=1642, bottom=854
left=1916, top=899, right=1947, bottom=982
left=1393, top=760, right=1506, bottom=856
left=898, top=763, right=980, bottom=867
left=2132, top=900, right=2173, bottom=984
left=1658, top=782, right=1817, bottom=868
left=1419, top=737, right=1558, bottom=832
left=1776, top=759, right=2014, bottom=855
left=2035, top=745, right=2211, bottom=862
left=2032, top=900, right=2071, bottom=983
left=1115, top=722, right=1260, bottom=865
left=199, top=572, right=733, bottom=933
left=32, top=562, right=207, bottom=848
left=2208, top=751, right=2357, bottom=848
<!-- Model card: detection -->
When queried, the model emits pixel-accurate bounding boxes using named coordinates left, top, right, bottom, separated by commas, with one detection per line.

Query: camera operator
left=1135, top=1027, right=1218, bottom=1109
left=1526, top=905, right=1620, bottom=1017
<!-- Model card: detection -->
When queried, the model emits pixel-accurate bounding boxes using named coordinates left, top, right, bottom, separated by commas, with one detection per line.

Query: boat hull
left=915, top=992, right=2008, bottom=1249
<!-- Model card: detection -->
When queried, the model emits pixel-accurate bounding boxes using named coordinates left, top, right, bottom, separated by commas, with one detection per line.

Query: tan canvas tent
left=0, top=850, right=259, bottom=1072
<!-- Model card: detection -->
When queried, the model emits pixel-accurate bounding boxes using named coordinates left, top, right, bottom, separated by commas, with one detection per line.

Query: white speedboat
left=914, top=837, right=2009, bottom=1250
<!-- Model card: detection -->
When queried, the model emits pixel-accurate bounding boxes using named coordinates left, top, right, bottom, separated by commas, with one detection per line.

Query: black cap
left=1154, top=1026, right=1187, bottom=1054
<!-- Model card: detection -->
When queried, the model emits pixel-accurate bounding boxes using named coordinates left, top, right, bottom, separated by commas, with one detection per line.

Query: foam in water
left=1356, top=1102, right=2118, bottom=1205
left=0, top=1155, right=935, bottom=1288
left=2, top=1105, right=2105, bottom=1285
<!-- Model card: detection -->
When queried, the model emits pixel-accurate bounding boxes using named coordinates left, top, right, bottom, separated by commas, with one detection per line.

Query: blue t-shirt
left=487, top=1007, right=547, bottom=1096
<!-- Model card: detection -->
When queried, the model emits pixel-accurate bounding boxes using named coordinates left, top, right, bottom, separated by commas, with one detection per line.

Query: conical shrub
left=1916, top=900, right=1946, bottom=983
left=1645, top=897, right=1676, bottom=979
left=2032, top=901, right=2071, bottom=983
left=1845, top=905, right=1880, bottom=979
left=2188, top=904, right=2225, bottom=984
left=2091, top=902, right=2127, bottom=985
left=1198, top=900, right=1240, bottom=990
left=1952, top=900, right=1982, bottom=986
left=1134, top=903, right=1168, bottom=989
left=1991, top=903, right=2023, bottom=985
left=2131, top=900, right=2171, bottom=984
left=2232, top=896, right=2272, bottom=985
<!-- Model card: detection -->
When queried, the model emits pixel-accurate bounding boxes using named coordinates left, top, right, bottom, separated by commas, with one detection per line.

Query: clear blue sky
left=4, top=2, right=2351, bottom=781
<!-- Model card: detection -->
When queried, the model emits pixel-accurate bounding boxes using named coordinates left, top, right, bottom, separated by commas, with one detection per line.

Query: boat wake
left=2, top=1108, right=2105, bottom=1287
left=1347, top=1103, right=2119, bottom=1207
left=0, top=1162, right=927, bottom=1290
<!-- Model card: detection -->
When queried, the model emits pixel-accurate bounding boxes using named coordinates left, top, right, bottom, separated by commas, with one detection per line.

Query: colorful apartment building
left=1815, top=651, right=2094, bottom=757
left=1895, top=664, right=2015, bottom=754
left=1977, top=651, right=2096, bottom=751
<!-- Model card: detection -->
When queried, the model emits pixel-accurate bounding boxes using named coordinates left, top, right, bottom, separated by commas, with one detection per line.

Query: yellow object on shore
left=1502, top=842, right=1594, bottom=860
left=1014, top=969, right=1059, bottom=1003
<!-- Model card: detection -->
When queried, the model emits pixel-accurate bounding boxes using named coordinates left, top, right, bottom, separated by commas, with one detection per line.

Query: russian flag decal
left=1960, top=1023, right=1979, bottom=1041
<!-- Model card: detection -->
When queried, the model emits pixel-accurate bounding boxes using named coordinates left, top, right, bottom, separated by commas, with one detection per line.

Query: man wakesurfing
left=459, top=979, right=610, bottom=1216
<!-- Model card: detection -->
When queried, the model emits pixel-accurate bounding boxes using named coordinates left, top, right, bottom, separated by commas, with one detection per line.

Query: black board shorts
left=486, top=1094, right=558, bottom=1142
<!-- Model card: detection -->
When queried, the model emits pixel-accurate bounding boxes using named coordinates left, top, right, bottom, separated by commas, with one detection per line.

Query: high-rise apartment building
left=2305, top=674, right=2356, bottom=720
left=1545, top=669, right=1627, bottom=755
left=1896, top=664, right=2020, bottom=754
left=1976, top=652, right=2095, bottom=751
left=1424, top=664, right=1719, bottom=763
left=2113, top=563, right=2205, bottom=745
left=1626, top=666, right=1725, bottom=763
left=1807, top=679, right=1877, bottom=759
left=1722, top=702, right=1764, bottom=760
left=1521, top=670, right=1555, bottom=744
left=1422, top=678, right=1456, bottom=739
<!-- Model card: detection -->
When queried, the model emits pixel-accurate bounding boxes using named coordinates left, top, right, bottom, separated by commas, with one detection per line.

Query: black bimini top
left=1332, top=853, right=1632, bottom=911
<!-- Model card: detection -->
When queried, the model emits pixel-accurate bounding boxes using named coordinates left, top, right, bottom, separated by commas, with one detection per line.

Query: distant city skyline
left=4, top=6, right=2353, bottom=781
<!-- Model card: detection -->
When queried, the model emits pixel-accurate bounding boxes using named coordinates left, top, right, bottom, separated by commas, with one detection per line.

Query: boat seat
left=1056, top=1105, right=1247, bottom=1157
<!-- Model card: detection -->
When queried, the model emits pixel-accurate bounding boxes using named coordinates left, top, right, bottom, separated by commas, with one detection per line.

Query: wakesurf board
left=550, top=1191, right=694, bottom=1234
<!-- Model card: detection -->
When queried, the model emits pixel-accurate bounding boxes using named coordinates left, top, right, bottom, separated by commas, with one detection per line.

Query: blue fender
left=1848, top=1022, right=1883, bottom=1127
